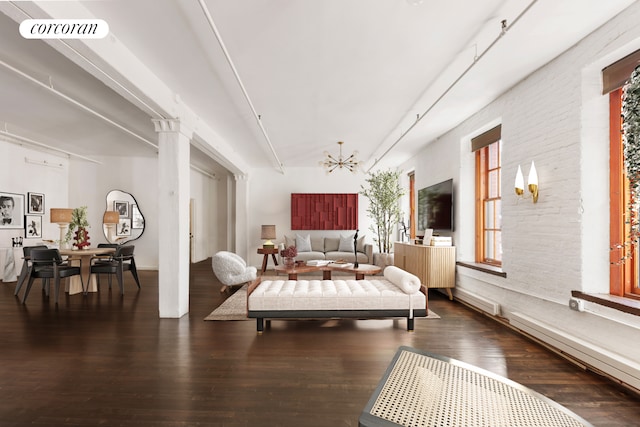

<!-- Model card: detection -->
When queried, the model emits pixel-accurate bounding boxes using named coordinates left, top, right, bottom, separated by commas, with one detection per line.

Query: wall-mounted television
left=417, top=179, right=454, bottom=232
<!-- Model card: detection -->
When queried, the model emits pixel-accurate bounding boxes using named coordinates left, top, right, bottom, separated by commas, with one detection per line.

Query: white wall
left=69, top=155, right=159, bottom=269
left=0, top=139, right=224, bottom=271
left=0, top=138, right=70, bottom=246
left=68, top=155, right=224, bottom=269
left=190, top=169, right=227, bottom=263
left=246, top=166, right=378, bottom=268
left=399, top=2, right=640, bottom=388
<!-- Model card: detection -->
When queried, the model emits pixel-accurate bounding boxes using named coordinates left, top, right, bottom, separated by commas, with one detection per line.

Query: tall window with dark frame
left=605, top=50, right=640, bottom=298
left=473, top=126, right=502, bottom=266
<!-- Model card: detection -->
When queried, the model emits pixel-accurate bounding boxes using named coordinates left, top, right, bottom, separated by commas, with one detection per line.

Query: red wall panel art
left=291, top=193, right=358, bottom=230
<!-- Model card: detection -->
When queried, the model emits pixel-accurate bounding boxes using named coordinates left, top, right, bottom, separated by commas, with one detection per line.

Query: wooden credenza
left=394, top=242, right=456, bottom=300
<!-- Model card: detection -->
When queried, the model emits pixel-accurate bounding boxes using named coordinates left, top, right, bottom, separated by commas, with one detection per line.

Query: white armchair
left=211, top=251, right=257, bottom=293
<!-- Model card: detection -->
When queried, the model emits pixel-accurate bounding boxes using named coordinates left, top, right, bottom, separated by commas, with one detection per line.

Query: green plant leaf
left=360, top=169, right=405, bottom=253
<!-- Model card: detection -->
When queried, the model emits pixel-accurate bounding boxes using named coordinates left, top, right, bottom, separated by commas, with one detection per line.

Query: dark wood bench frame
left=246, top=278, right=428, bottom=332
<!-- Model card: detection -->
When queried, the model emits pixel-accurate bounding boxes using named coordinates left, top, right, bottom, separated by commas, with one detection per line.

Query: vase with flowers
left=65, top=206, right=91, bottom=250
left=280, top=245, right=298, bottom=268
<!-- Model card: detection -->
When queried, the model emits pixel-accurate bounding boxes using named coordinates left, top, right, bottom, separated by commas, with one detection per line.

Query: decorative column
left=153, top=118, right=191, bottom=318
left=234, top=173, right=250, bottom=260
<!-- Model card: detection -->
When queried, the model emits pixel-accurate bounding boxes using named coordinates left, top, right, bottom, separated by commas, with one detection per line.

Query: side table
left=257, top=247, right=279, bottom=273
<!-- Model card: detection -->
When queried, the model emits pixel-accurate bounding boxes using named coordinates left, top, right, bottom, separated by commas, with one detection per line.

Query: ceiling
left=0, top=0, right=636, bottom=175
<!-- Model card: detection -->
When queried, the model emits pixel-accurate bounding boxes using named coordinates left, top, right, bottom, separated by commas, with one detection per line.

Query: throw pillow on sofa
left=285, top=235, right=296, bottom=248
left=296, top=234, right=312, bottom=252
left=338, top=234, right=355, bottom=252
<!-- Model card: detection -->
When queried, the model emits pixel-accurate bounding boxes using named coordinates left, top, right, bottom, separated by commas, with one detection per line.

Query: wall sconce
left=515, top=165, right=525, bottom=197
left=261, top=224, right=276, bottom=248
left=515, top=161, right=539, bottom=203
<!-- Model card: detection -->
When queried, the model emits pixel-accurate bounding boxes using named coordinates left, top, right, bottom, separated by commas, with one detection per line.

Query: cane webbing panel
left=366, top=347, right=592, bottom=427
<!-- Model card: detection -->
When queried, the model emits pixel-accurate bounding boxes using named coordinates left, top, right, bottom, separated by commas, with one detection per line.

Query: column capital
left=152, top=118, right=193, bottom=138
left=234, top=173, right=249, bottom=181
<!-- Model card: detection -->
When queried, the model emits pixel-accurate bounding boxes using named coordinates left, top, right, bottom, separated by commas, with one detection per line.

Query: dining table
left=60, top=247, right=116, bottom=295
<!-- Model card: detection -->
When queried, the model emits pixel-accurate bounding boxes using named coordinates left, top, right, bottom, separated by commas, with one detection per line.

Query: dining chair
left=14, top=245, right=48, bottom=298
left=98, top=243, right=119, bottom=249
left=22, top=249, right=83, bottom=304
left=90, top=245, right=140, bottom=295
left=94, top=243, right=120, bottom=270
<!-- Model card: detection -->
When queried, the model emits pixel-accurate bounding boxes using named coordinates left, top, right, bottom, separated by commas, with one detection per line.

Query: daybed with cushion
left=247, top=266, right=426, bottom=332
left=278, top=233, right=373, bottom=264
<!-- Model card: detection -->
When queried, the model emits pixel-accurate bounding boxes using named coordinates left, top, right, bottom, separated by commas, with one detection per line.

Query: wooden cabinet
left=394, top=242, right=456, bottom=299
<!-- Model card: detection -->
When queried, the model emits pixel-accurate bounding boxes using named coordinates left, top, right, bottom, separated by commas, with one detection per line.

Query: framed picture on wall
left=116, top=218, right=131, bottom=236
left=27, top=192, right=44, bottom=214
left=131, top=204, right=144, bottom=229
left=0, top=192, right=25, bottom=229
left=25, top=215, right=42, bottom=238
left=114, top=201, right=129, bottom=218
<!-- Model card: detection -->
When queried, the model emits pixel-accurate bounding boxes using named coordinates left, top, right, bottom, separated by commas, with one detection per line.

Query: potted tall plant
left=360, top=169, right=405, bottom=261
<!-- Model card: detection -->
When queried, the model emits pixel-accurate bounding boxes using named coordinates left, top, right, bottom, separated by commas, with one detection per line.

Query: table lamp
left=261, top=225, right=276, bottom=248
left=50, top=208, right=73, bottom=248
left=103, top=210, right=119, bottom=243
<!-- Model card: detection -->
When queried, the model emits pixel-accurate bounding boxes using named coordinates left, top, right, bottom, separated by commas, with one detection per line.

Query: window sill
left=456, top=261, right=507, bottom=278
left=571, top=291, right=640, bottom=317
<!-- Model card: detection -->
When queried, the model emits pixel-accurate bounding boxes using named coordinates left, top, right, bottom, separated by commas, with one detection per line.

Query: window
left=610, top=88, right=640, bottom=298
left=605, top=49, right=640, bottom=298
left=473, top=126, right=502, bottom=266
left=409, top=171, right=416, bottom=239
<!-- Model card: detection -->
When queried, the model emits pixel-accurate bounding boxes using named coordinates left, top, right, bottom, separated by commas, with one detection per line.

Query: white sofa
left=278, top=234, right=373, bottom=264
left=247, top=266, right=427, bottom=332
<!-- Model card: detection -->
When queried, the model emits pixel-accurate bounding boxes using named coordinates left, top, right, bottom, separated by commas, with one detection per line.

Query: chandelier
left=320, top=141, right=360, bottom=173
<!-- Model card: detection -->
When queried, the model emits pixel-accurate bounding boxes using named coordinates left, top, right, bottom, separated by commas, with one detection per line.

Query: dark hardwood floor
left=1, top=260, right=639, bottom=426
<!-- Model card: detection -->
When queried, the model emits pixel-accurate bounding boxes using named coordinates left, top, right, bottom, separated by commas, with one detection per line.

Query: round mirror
left=103, top=189, right=145, bottom=244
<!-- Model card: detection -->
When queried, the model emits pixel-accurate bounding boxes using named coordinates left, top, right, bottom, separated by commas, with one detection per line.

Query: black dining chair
left=93, top=243, right=120, bottom=268
left=14, top=245, right=48, bottom=298
left=90, top=245, right=140, bottom=295
left=97, top=243, right=119, bottom=249
left=90, top=243, right=120, bottom=289
left=22, top=249, right=83, bottom=304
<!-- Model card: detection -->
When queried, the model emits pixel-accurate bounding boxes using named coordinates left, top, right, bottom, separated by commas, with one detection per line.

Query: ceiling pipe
left=367, top=0, right=539, bottom=173
left=55, top=42, right=168, bottom=121
left=6, top=1, right=167, bottom=121
left=0, top=58, right=159, bottom=150
left=1, top=127, right=102, bottom=164
left=196, top=0, right=286, bottom=175
left=1, top=61, right=222, bottom=174
left=190, top=164, right=218, bottom=180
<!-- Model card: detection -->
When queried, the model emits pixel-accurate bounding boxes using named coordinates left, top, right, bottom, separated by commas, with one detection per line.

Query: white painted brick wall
left=400, top=2, right=640, bottom=374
